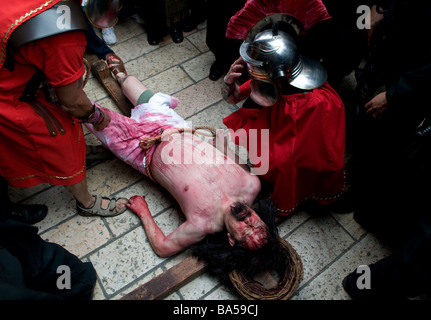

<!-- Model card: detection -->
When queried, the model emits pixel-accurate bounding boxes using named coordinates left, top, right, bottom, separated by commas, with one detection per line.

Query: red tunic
left=223, top=81, right=345, bottom=215
left=0, top=10, right=87, bottom=188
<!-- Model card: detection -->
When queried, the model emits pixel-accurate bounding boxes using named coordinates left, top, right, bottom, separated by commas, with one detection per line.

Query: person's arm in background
left=223, top=57, right=251, bottom=103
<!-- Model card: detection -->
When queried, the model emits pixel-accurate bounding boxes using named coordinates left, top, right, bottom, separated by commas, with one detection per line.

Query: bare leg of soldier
left=66, top=178, right=127, bottom=214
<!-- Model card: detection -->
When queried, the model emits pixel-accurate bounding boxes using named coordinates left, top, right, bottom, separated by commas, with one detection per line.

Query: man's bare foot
left=106, top=53, right=127, bottom=84
left=115, top=71, right=127, bottom=85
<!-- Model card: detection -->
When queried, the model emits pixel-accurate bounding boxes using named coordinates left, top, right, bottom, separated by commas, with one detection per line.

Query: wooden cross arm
left=120, top=255, right=207, bottom=300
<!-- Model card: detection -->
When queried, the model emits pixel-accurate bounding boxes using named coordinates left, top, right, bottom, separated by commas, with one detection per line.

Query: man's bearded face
left=230, top=202, right=269, bottom=250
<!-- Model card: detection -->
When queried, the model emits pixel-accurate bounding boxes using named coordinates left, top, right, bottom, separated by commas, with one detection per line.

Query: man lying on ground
left=84, top=55, right=276, bottom=258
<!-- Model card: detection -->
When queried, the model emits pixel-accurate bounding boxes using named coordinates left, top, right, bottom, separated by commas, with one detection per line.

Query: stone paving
left=8, top=17, right=394, bottom=300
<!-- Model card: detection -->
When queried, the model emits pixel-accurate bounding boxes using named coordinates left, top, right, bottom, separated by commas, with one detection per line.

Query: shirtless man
left=84, top=55, right=268, bottom=258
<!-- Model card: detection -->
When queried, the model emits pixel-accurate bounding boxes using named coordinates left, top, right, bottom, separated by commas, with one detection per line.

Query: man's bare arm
left=127, top=195, right=207, bottom=257
left=55, top=78, right=110, bottom=131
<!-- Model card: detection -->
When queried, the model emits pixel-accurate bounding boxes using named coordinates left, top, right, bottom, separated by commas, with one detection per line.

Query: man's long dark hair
left=190, top=197, right=289, bottom=286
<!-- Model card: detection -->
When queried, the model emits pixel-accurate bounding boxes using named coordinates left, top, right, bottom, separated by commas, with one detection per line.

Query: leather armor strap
left=28, top=100, right=66, bottom=137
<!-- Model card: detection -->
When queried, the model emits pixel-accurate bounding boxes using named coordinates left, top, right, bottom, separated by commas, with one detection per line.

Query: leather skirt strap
left=28, top=101, right=66, bottom=137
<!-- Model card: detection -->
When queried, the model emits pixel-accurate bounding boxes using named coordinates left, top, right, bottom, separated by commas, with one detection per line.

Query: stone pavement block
left=88, top=226, right=165, bottom=296
left=286, top=215, right=355, bottom=286
left=6, top=16, right=405, bottom=301
left=41, top=215, right=112, bottom=258
left=293, top=233, right=391, bottom=300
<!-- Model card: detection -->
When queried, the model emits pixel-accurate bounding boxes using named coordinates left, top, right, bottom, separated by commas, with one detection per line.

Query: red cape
left=223, top=81, right=345, bottom=214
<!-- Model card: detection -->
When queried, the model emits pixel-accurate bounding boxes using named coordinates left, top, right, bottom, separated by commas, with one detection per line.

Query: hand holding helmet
left=224, top=57, right=246, bottom=87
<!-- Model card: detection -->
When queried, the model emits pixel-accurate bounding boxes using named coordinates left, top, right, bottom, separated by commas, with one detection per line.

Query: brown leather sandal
left=106, top=53, right=127, bottom=77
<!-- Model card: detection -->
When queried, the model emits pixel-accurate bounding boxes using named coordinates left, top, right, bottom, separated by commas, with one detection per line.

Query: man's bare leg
left=107, top=56, right=149, bottom=106
left=117, top=74, right=148, bottom=107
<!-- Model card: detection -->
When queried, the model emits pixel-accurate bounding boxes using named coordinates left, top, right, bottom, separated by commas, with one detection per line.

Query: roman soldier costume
left=223, top=0, right=346, bottom=214
left=0, top=0, right=89, bottom=187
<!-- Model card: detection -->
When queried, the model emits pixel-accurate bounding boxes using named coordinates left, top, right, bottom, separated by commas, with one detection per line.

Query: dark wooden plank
left=84, top=53, right=133, bottom=117
left=120, top=255, right=207, bottom=300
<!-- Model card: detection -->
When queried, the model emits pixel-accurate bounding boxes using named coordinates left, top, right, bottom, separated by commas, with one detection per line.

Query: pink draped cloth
left=85, top=93, right=190, bottom=177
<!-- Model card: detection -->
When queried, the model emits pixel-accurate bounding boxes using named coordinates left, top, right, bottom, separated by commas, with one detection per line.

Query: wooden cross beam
left=84, top=53, right=133, bottom=117
left=120, top=255, right=207, bottom=300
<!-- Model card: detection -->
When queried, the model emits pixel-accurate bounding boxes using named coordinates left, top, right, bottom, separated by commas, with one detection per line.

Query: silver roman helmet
left=86, top=0, right=122, bottom=28
left=240, top=13, right=327, bottom=91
